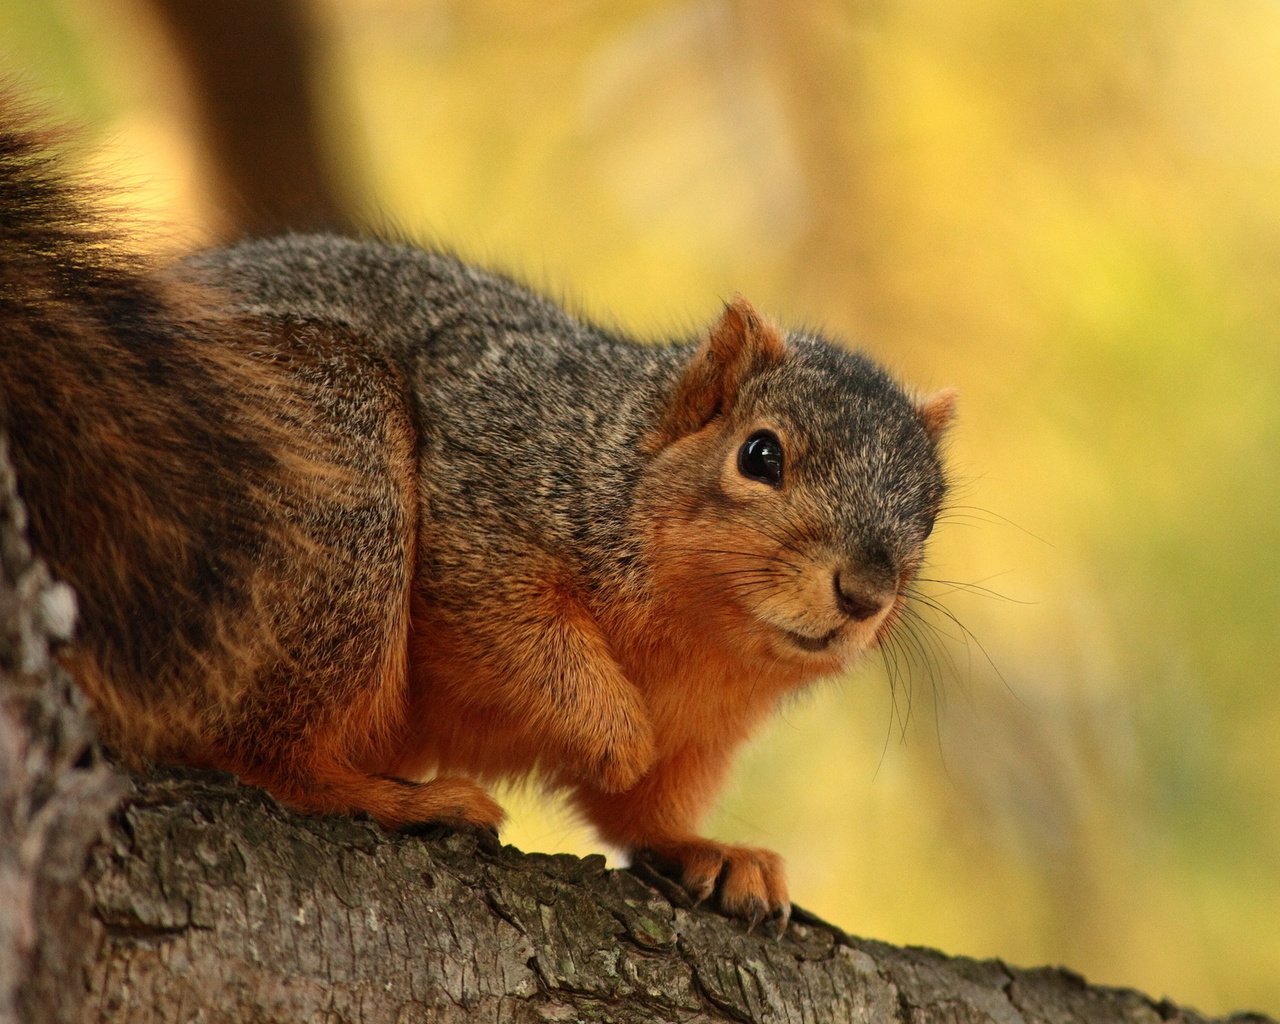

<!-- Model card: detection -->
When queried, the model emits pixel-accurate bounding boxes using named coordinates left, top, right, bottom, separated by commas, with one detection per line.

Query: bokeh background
left=4, top=0, right=1277, bottom=1014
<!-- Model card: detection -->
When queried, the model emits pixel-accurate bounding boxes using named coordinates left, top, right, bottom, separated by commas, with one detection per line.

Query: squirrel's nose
left=833, top=571, right=888, bottom=622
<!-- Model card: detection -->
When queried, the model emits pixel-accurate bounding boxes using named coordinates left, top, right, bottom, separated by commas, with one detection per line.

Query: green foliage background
left=5, top=0, right=1277, bottom=1014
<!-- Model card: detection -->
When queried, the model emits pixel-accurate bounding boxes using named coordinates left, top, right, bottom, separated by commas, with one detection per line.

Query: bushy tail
left=0, top=102, right=292, bottom=739
left=0, top=100, right=422, bottom=787
left=0, top=106, right=100, bottom=280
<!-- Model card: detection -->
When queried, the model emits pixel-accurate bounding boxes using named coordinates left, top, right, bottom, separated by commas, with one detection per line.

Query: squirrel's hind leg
left=233, top=754, right=505, bottom=833
left=200, top=341, right=507, bottom=834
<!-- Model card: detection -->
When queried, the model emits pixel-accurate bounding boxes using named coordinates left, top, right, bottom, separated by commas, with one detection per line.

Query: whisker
left=874, top=643, right=902, bottom=776
left=699, top=567, right=788, bottom=581
left=886, top=614, right=944, bottom=758
left=879, top=626, right=914, bottom=742
left=895, top=621, right=934, bottom=737
left=718, top=580, right=788, bottom=602
left=937, top=504, right=1051, bottom=546
left=900, top=606, right=963, bottom=682
left=915, top=574, right=1033, bottom=605
left=730, top=516, right=813, bottom=561
left=907, top=590, right=1016, bottom=702
left=663, top=545, right=804, bottom=571
left=901, top=616, right=950, bottom=743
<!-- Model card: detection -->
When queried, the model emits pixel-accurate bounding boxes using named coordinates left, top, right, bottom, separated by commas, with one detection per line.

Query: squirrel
left=0, top=105, right=955, bottom=932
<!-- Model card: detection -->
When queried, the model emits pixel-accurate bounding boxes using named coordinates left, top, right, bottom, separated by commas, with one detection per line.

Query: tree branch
left=75, top=769, right=1271, bottom=1024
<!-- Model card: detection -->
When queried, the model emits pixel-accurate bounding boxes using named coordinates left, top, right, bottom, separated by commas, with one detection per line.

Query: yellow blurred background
left=5, top=0, right=1278, bottom=1015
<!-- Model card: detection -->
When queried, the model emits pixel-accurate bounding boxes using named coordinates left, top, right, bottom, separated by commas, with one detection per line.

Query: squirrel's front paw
left=633, top=839, right=791, bottom=935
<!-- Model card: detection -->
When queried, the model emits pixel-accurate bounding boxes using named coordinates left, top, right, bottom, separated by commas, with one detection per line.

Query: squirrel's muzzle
left=832, top=570, right=893, bottom=623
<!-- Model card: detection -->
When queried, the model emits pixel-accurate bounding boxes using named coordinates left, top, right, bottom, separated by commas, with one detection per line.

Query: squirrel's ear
left=650, top=296, right=785, bottom=448
left=915, top=387, right=958, bottom=442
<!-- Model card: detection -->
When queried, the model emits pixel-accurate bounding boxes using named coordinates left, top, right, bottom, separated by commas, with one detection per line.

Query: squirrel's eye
left=921, top=515, right=936, bottom=541
left=738, top=430, right=784, bottom=487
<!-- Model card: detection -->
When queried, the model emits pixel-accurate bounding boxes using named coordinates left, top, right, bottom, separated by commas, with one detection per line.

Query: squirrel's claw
left=743, top=897, right=769, bottom=934
left=762, top=902, right=792, bottom=940
left=633, top=839, right=790, bottom=934
left=628, top=851, right=698, bottom=908
left=400, top=817, right=502, bottom=855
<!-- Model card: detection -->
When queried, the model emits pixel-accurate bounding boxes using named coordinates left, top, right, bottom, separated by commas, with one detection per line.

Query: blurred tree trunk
left=143, top=0, right=353, bottom=236
left=2, top=432, right=1271, bottom=1024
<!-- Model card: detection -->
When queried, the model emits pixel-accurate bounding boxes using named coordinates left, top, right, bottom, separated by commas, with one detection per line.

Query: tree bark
left=0, top=436, right=125, bottom=1024
left=1, top=437, right=1272, bottom=1024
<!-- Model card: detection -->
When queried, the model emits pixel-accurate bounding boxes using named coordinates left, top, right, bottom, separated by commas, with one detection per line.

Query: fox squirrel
left=0, top=107, right=954, bottom=932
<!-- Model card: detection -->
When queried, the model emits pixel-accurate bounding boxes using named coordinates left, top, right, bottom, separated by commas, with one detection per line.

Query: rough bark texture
left=77, top=770, right=1276, bottom=1024
left=1, top=435, right=1275, bottom=1024
left=0, top=435, right=125, bottom=1024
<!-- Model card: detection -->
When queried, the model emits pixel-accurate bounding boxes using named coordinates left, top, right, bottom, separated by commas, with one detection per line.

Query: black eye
left=738, top=430, right=784, bottom=487
left=921, top=515, right=936, bottom=541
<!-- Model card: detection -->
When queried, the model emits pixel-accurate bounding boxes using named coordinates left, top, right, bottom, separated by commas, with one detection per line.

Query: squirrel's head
left=638, top=297, right=955, bottom=674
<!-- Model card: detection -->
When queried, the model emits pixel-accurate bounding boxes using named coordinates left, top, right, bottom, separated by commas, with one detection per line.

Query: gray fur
left=193, top=235, right=944, bottom=610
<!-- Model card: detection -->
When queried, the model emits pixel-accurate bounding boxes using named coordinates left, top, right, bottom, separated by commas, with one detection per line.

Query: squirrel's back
left=193, top=235, right=692, bottom=589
